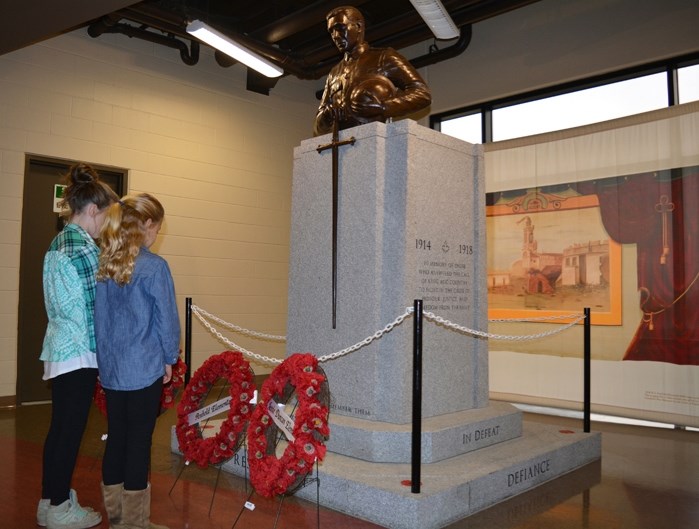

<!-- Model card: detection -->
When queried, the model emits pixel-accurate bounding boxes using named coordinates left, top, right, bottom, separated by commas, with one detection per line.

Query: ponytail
left=97, top=193, right=165, bottom=285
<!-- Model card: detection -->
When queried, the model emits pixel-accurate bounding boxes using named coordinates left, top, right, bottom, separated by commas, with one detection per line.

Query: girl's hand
left=163, top=364, right=173, bottom=384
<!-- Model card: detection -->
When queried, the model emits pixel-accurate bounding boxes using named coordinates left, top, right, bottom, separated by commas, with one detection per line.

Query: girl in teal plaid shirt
left=38, top=163, right=117, bottom=529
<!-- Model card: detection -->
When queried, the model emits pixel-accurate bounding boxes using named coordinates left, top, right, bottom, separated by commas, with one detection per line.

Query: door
left=17, top=157, right=126, bottom=404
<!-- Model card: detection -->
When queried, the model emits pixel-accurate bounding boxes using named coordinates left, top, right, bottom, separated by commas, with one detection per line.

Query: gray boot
left=101, top=482, right=124, bottom=528
left=121, top=483, right=168, bottom=529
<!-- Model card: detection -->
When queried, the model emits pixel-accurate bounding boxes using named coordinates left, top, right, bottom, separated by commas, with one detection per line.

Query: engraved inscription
left=330, top=403, right=372, bottom=417
left=462, top=425, right=501, bottom=444
left=416, top=253, right=472, bottom=312
left=507, top=459, right=551, bottom=487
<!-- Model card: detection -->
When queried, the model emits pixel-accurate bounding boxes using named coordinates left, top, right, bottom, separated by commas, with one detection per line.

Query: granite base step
left=171, top=421, right=601, bottom=529
left=327, top=400, right=523, bottom=463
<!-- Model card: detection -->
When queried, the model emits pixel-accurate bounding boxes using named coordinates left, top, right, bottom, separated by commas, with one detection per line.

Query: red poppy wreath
left=176, top=350, right=256, bottom=468
left=247, top=353, right=330, bottom=498
left=94, top=356, right=187, bottom=416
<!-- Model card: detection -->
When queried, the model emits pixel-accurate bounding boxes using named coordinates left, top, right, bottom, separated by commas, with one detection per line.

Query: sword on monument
left=316, top=108, right=356, bottom=328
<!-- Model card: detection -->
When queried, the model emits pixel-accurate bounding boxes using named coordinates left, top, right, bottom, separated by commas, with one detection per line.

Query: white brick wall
left=0, top=28, right=320, bottom=397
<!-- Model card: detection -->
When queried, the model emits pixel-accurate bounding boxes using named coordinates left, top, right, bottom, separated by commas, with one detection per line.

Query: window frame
left=430, top=51, right=699, bottom=143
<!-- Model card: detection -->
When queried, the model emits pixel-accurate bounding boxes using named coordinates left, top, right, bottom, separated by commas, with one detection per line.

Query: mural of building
left=492, top=215, right=609, bottom=295
left=561, top=240, right=610, bottom=286
left=506, top=216, right=562, bottom=293
left=488, top=270, right=511, bottom=288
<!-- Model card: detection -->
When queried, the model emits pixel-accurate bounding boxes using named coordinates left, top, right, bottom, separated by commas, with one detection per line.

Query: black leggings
left=42, top=368, right=98, bottom=505
left=102, top=378, right=162, bottom=491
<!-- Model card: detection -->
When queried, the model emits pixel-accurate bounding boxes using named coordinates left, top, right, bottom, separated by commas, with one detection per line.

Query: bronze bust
left=313, top=6, right=432, bottom=136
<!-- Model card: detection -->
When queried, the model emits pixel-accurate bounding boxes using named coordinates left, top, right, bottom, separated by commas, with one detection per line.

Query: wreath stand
left=231, top=460, right=321, bottom=529
left=231, top=412, right=322, bottom=529
left=169, top=451, right=249, bottom=516
left=232, top=355, right=328, bottom=528
left=171, top=351, right=255, bottom=516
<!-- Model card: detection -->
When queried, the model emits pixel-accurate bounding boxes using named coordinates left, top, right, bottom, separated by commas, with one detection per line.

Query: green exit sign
left=53, top=184, right=67, bottom=213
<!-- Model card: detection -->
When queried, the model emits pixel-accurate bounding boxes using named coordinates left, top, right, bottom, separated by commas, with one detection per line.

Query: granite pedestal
left=288, top=120, right=487, bottom=423
left=287, top=120, right=515, bottom=464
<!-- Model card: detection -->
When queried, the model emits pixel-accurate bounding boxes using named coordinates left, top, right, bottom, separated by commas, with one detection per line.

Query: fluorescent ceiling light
left=409, top=0, right=460, bottom=40
left=186, top=20, right=283, bottom=78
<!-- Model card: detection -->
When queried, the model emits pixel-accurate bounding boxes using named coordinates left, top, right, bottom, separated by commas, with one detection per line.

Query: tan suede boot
left=121, top=483, right=168, bottom=529
left=101, top=482, right=124, bottom=529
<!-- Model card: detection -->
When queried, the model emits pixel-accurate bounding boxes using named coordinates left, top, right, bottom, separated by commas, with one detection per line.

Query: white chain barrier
left=424, top=310, right=586, bottom=341
left=191, top=305, right=285, bottom=341
left=191, top=305, right=284, bottom=365
left=317, top=308, right=414, bottom=363
left=487, top=313, right=583, bottom=323
left=191, top=303, right=587, bottom=365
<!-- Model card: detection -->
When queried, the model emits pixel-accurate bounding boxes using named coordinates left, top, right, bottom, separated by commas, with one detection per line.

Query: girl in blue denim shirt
left=95, top=193, right=180, bottom=529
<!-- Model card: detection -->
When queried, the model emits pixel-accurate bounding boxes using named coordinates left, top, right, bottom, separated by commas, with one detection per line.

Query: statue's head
left=326, top=6, right=365, bottom=53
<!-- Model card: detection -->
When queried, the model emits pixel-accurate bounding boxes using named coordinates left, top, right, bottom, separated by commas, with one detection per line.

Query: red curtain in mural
left=581, top=170, right=699, bottom=365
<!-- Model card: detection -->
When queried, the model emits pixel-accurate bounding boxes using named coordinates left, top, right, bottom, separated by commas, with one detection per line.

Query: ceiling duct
left=83, top=0, right=541, bottom=94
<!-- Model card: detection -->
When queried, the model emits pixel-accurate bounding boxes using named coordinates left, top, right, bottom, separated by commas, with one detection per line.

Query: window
left=439, top=112, right=481, bottom=144
left=679, top=63, right=699, bottom=104
left=432, top=54, right=699, bottom=143
left=492, top=73, right=667, bottom=141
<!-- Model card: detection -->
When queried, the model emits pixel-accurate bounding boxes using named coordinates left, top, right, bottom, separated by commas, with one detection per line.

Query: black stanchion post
left=411, top=299, right=423, bottom=494
left=185, top=297, right=192, bottom=386
left=583, top=307, right=591, bottom=433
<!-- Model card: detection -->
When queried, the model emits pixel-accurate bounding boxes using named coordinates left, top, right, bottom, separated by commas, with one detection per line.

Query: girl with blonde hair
left=95, top=193, right=180, bottom=529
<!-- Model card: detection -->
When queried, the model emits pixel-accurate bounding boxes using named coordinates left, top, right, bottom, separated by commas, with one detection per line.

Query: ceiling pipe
left=251, top=0, right=371, bottom=44
left=411, top=24, right=472, bottom=69
left=112, top=2, right=469, bottom=77
left=119, top=3, right=189, bottom=31
left=214, top=50, right=237, bottom=68
left=87, top=15, right=200, bottom=66
left=88, top=13, right=471, bottom=80
left=287, top=21, right=473, bottom=79
left=267, top=4, right=477, bottom=75
left=86, top=2, right=485, bottom=83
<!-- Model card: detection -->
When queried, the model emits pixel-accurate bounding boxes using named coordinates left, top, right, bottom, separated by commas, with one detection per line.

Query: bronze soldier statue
left=313, top=6, right=432, bottom=136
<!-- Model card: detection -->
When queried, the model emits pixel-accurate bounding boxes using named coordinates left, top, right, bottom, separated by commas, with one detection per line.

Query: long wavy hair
left=59, top=162, right=117, bottom=220
left=97, top=193, right=165, bottom=285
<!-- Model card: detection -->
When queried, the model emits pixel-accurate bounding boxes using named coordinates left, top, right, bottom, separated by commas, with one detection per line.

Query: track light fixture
left=186, top=20, right=283, bottom=78
left=409, top=0, right=460, bottom=40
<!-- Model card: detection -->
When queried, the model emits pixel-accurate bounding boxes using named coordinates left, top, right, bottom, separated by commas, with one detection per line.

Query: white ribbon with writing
left=187, top=396, right=232, bottom=426
left=267, top=398, right=295, bottom=442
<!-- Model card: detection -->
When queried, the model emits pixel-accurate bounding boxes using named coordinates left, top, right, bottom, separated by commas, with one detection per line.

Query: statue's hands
left=350, top=92, right=385, bottom=118
left=321, top=103, right=350, bottom=124
left=349, top=76, right=396, bottom=119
